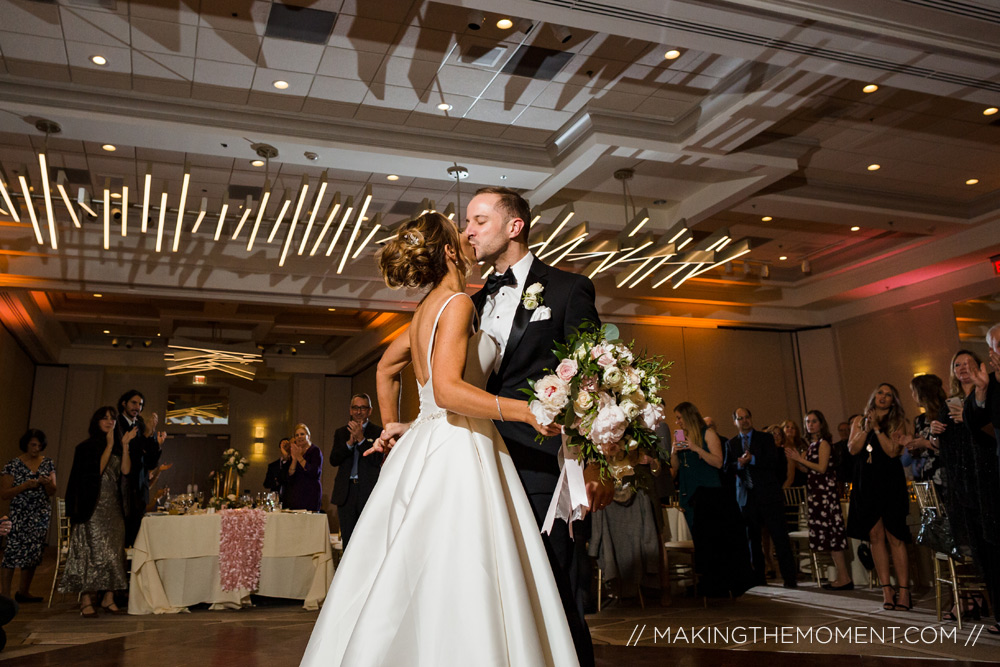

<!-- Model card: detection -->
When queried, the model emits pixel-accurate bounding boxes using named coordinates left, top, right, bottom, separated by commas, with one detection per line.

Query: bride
left=300, top=212, right=581, bottom=666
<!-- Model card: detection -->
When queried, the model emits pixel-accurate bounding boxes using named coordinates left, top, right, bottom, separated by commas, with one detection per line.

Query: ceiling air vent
left=265, top=3, right=337, bottom=44
left=501, top=45, right=573, bottom=81
left=228, top=185, right=263, bottom=201
left=459, top=44, right=508, bottom=68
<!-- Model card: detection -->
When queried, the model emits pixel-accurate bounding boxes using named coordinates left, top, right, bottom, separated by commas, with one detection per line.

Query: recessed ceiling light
left=103, top=329, right=110, bottom=334
left=361, top=216, right=369, bottom=221
left=251, top=160, right=265, bottom=167
left=496, top=18, right=513, bottom=29
left=327, top=308, right=336, bottom=312
left=91, top=55, right=107, bottom=66
left=867, top=163, right=881, bottom=171
left=102, top=144, right=116, bottom=152
left=965, top=178, right=979, bottom=185
left=984, top=107, right=998, bottom=116
left=850, top=226, right=860, bottom=231
left=157, top=333, right=161, bottom=337
left=94, top=294, right=103, bottom=298
left=761, top=216, right=772, bottom=222
left=862, top=84, right=879, bottom=93
left=664, top=49, right=681, bottom=60
left=111, top=193, right=121, bottom=199
left=299, top=340, right=305, bottom=344
left=500, top=175, right=507, bottom=180
left=779, top=255, right=788, bottom=261
left=437, top=103, right=453, bottom=111
left=273, top=80, right=289, bottom=90
left=386, top=174, right=399, bottom=181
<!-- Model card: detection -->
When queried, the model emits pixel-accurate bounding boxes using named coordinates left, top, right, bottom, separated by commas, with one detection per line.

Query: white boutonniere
left=522, top=282, right=544, bottom=310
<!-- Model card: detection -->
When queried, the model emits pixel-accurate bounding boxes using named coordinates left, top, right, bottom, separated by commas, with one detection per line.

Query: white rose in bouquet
left=534, top=375, right=571, bottom=411
left=640, top=401, right=666, bottom=430
left=615, top=344, right=634, bottom=364
left=530, top=400, right=560, bottom=426
left=619, top=398, right=641, bottom=420
left=603, top=366, right=624, bottom=391
left=573, top=390, right=594, bottom=416
left=590, top=402, right=627, bottom=445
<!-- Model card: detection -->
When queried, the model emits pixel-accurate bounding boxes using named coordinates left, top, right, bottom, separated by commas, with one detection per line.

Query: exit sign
left=993, top=254, right=1000, bottom=275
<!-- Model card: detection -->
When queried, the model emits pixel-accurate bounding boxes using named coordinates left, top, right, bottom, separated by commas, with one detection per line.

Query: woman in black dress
left=847, top=383, right=911, bottom=611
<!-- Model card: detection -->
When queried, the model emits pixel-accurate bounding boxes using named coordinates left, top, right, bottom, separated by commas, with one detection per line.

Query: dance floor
left=2, top=575, right=997, bottom=666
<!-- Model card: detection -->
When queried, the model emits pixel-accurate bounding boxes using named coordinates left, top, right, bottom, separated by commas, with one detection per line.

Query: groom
left=465, top=186, right=613, bottom=667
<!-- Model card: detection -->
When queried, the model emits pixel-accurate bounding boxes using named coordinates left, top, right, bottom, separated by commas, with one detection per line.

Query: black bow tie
left=483, top=268, right=516, bottom=296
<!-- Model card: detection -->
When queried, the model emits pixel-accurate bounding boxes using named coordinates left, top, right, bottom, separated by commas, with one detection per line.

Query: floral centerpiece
left=526, top=322, right=671, bottom=485
left=212, top=448, right=249, bottom=500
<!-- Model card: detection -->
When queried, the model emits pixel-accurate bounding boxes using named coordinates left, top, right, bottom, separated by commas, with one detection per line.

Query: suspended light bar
left=231, top=193, right=256, bottom=240
left=18, top=174, right=44, bottom=245
left=534, top=204, right=574, bottom=256
left=140, top=165, right=152, bottom=233
left=191, top=197, right=208, bottom=234
left=671, top=263, right=705, bottom=289
left=443, top=202, right=456, bottom=220
left=0, top=171, right=19, bottom=222
left=351, top=213, right=382, bottom=259
left=102, top=178, right=111, bottom=250
left=77, top=188, right=97, bottom=218
left=55, top=171, right=80, bottom=229
left=338, top=184, right=372, bottom=274
left=652, top=263, right=691, bottom=289
left=266, top=189, right=291, bottom=243
left=37, top=153, right=57, bottom=249
left=246, top=183, right=271, bottom=252
left=155, top=191, right=168, bottom=252
left=121, top=184, right=129, bottom=236
left=687, top=239, right=752, bottom=281
left=538, top=221, right=588, bottom=261
left=616, top=257, right=655, bottom=288
left=625, top=208, right=650, bottom=238
left=214, top=189, right=230, bottom=242
left=549, top=234, right=588, bottom=267
left=298, top=171, right=327, bottom=255
left=172, top=164, right=191, bottom=252
left=324, top=196, right=354, bottom=257
left=309, top=193, right=342, bottom=256
left=629, top=254, right=674, bottom=288
left=279, top=176, right=310, bottom=267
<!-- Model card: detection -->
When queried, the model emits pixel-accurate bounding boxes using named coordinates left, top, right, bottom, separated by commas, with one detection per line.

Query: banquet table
left=663, top=505, right=692, bottom=542
left=128, top=511, right=334, bottom=614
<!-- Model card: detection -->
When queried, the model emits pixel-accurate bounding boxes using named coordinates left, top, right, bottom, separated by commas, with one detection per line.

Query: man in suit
left=724, top=407, right=798, bottom=588
left=967, top=323, right=1000, bottom=468
left=263, top=437, right=291, bottom=505
left=329, top=393, right=383, bottom=547
left=116, top=389, right=165, bottom=547
left=465, top=186, right=613, bottom=667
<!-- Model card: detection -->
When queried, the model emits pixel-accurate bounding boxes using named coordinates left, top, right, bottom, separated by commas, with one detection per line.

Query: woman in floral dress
left=785, top=410, right=852, bottom=590
left=0, top=429, right=57, bottom=602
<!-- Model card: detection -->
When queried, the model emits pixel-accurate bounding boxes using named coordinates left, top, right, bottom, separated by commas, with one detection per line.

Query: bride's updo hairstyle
left=377, top=212, right=469, bottom=289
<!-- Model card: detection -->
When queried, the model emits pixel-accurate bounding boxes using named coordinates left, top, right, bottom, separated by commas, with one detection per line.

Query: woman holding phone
left=671, top=402, right=754, bottom=597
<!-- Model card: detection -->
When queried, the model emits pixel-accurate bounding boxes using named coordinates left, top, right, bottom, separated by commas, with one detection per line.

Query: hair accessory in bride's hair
left=403, top=231, right=421, bottom=246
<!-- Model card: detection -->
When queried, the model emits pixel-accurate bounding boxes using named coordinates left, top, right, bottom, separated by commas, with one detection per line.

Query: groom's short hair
left=475, top=186, right=531, bottom=241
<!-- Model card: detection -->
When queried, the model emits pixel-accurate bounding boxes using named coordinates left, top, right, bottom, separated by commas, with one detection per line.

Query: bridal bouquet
left=526, top=322, right=671, bottom=483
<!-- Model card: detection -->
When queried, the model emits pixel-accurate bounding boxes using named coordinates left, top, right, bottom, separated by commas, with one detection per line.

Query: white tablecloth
left=128, top=512, right=334, bottom=614
left=664, top=506, right=692, bottom=542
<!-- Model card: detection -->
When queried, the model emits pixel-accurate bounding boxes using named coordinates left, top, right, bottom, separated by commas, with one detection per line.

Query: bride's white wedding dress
left=301, top=293, right=579, bottom=667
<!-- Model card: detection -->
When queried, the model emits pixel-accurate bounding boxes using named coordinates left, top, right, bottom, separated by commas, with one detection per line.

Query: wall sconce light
left=253, top=441, right=265, bottom=457
left=254, top=425, right=265, bottom=440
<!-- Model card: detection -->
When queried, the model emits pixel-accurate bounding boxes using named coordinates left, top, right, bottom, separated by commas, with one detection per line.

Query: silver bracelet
left=495, top=395, right=504, bottom=422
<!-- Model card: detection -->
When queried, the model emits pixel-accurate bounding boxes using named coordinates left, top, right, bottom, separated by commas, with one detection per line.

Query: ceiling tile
left=316, top=46, right=383, bottom=82
left=130, top=17, right=198, bottom=57
left=60, top=7, right=131, bottom=47
left=196, top=29, right=261, bottom=66
left=589, top=91, right=647, bottom=113
left=374, top=56, right=441, bottom=91
left=328, top=15, right=397, bottom=54
left=511, top=106, right=573, bottom=131
left=63, top=41, right=130, bottom=72
left=0, top=32, right=67, bottom=64
left=257, top=36, right=325, bottom=74
left=308, top=75, right=369, bottom=104
left=340, top=0, right=414, bottom=23
left=3, top=0, right=63, bottom=39
left=434, top=63, right=496, bottom=97
left=198, top=0, right=271, bottom=36
left=481, top=76, right=550, bottom=107
left=634, top=96, right=695, bottom=121
left=501, top=126, right=553, bottom=143
left=129, top=0, right=201, bottom=26
left=193, top=58, right=256, bottom=88
left=392, top=24, right=456, bottom=64
left=412, top=93, right=475, bottom=116
left=552, top=57, right=627, bottom=87
left=517, top=82, right=591, bottom=112
left=464, top=98, right=526, bottom=124
left=132, top=52, right=194, bottom=81
left=249, top=67, right=314, bottom=94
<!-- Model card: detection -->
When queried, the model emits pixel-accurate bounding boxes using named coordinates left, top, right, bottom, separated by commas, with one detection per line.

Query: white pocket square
left=529, top=306, right=552, bottom=322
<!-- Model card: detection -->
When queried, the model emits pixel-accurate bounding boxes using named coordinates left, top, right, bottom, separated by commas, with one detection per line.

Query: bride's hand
left=365, top=422, right=409, bottom=456
left=526, top=412, right=561, bottom=437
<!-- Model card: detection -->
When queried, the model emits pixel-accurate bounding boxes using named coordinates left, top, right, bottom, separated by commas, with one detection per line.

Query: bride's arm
left=376, top=324, right=411, bottom=426
left=433, top=298, right=558, bottom=435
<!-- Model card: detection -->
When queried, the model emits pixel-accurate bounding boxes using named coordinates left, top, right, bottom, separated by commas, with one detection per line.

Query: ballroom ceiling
left=0, top=0, right=998, bottom=371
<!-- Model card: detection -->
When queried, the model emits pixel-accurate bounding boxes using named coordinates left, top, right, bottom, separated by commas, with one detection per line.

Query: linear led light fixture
left=481, top=265, right=494, bottom=280
left=599, top=235, right=654, bottom=273
left=687, top=238, right=752, bottom=282
left=298, top=170, right=327, bottom=255
left=626, top=208, right=650, bottom=238
left=0, top=169, right=19, bottom=222
left=534, top=204, right=574, bottom=256
left=279, top=176, right=311, bottom=267
left=172, top=164, right=191, bottom=252
left=232, top=195, right=254, bottom=243
left=700, top=228, right=731, bottom=253
left=121, top=184, right=129, bottom=236
left=18, top=173, right=43, bottom=245
left=588, top=251, right=617, bottom=278
left=676, top=237, right=693, bottom=251
left=549, top=233, right=588, bottom=267
left=443, top=202, right=456, bottom=220
left=214, top=189, right=230, bottom=241
left=616, top=257, right=655, bottom=288
left=266, top=189, right=292, bottom=243
left=324, top=196, right=354, bottom=257
left=652, top=262, right=691, bottom=289
left=55, top=171, right=80, bottom=228
left=671, top=263, right=705, bottom=290
left=538, top=221, right=588, bottom=261
left=140, top=164, right=152, bottom=233
left=37, top=153, right=57, bottom=249
left=155, top=190, right=168, bottom=252
left=102, top=178, right=111, bottom=250
left=338, top=184, right=372, bottom=273
left=246, top=182, right=271, bottom=252
left=629, top=253, right=675, bottom=288
left=351, top=212, right=382, bottom=259
left=191, top=197, right=208, bottom=233
left=309, top=193, right=342, bottom=256
left=76, top=188, right=97, bottom=218
left=665, top=219, right=689, bottom=244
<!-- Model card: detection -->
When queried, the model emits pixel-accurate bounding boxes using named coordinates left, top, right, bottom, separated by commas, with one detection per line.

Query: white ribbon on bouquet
left=541, top=436, right=590, bottom=538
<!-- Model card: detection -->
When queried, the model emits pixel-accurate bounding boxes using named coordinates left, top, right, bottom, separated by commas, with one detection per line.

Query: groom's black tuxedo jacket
left=472, top=256, right=599, bottom=505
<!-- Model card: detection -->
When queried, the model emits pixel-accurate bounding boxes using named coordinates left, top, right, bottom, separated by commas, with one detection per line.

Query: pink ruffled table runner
left=219, top=509, right=268, bottom=592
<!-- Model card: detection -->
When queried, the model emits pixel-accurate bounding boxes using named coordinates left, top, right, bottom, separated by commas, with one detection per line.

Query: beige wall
left=0, top=325, right=36, bottom=514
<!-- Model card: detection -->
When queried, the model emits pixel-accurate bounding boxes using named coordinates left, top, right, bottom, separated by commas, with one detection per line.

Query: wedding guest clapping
left=286, top=423, right=323, bottom=511
left=330, top=394, right=382, bottom=547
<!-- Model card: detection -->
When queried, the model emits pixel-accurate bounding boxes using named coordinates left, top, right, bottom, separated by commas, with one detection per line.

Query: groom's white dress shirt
left=479, top=252, right=534, bottom=364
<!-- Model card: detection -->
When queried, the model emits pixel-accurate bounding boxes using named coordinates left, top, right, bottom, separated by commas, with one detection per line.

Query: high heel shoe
left=881, top=585, right=896, bottom=610
left=80, top=604, right=98, bottom=618
left=101, top=602, right=127, bottom=615
left=894, top=586, right=912, bottom=611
